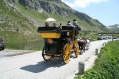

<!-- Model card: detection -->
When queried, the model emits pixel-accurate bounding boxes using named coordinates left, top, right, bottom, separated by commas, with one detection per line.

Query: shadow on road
left=20, top=58, right=65, bottom=73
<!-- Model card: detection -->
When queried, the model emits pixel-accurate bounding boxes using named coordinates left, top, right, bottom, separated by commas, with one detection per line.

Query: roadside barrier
left=95, top=48, right=99, bottom=55
left=78, top=61, right=85, bottom=74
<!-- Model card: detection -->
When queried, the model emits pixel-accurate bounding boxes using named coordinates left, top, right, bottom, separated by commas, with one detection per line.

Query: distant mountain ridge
left=107, top=24, right=119, bottom=32
left=3, top=0, right=109, bottom=31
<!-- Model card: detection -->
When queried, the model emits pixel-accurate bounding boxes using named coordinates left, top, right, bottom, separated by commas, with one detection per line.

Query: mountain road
left=0, top=40, right=110, bottom=79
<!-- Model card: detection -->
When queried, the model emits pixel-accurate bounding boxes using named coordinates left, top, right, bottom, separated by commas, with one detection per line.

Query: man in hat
left=73, top=19, right=78, bottom=27
left=72, top=19, right=81, bottom=39
left=72, top=19, right=81, bottom=30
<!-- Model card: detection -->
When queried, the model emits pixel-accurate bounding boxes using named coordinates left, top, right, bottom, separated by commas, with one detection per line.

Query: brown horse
left=77, top=38, right=87, bottom=54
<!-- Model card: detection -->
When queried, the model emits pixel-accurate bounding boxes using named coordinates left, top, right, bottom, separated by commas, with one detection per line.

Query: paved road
left=0, top=40, right=109, bottom=79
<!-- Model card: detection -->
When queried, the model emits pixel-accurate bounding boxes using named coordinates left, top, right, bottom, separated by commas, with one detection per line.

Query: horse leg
left=83, top=41, right=86, bottom=52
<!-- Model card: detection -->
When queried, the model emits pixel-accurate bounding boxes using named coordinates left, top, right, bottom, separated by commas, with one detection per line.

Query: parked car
left=107, top=36, right=112, bottom=39
left=97, top=36, right=112, bottom=40
left=0, top=38, right=5, bottom=50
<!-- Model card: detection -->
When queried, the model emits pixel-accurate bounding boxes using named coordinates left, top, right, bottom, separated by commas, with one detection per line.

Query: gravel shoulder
left=0, top=49, right=36, bottom=59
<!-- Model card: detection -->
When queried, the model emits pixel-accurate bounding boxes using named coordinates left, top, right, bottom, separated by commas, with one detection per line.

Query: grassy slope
left=75, top=40, right=119, bottom=79
left=0, top=1, right=42, bottom=48
left=0, top=0, right=109, bottom=49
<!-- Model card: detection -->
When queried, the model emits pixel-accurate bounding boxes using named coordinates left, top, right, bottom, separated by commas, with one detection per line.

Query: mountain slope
left=107, top=24, right=119, bottom=32
left=0, top=0, right=109, bottom=43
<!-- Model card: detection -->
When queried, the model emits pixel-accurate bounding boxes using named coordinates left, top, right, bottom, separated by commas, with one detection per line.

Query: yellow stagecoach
left=37, top=26, right=80, bottom=64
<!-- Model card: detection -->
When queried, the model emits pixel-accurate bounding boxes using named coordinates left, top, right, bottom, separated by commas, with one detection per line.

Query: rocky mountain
left=0, top=0, right=109, bottom=42
left=107, top=24, right=119, bottom=32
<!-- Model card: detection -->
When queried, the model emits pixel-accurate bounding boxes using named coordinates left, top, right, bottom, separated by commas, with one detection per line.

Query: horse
left=77, top=38, right=87, bottom=54
left=85, top=38, right=91, bottom=50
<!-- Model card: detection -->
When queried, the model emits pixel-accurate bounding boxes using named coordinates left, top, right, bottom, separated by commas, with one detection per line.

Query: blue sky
left=61, top=0, right=119, bottom=26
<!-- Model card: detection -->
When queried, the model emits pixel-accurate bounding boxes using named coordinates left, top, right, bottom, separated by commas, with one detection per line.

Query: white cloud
left=61, top=0, right=76, bottom=8
left=61, top=0, right=108, bottom=8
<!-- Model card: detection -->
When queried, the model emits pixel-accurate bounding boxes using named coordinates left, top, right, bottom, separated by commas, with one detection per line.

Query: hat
left=68, top=21, right=70, bottom=23
left=73, top=19, right=76, bottom=21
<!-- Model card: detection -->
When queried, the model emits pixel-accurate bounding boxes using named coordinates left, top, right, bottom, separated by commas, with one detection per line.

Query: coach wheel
left=42, top=47, right=52, bottom=61
left=62, top=44, right=71, bottom=64
left=74, top=41, right=80, bottom=57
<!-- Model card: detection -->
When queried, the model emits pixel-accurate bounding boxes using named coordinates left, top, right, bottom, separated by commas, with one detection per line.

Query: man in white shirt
left=72, top=19, right=78, bottom=27
left=67, top=21, right=73, bottom=26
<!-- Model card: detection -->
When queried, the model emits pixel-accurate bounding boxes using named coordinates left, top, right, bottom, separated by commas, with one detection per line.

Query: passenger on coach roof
left=67, top=21, right=73, bottom=26
left=58, top=23, right=62, bottom=29
left=72, top=19, right=81, bottom=31
left=53, top=23, right=57, bottom=27
left=45, top=22, right=49, bottom=27
left=72, top=19, right=78, bottom=27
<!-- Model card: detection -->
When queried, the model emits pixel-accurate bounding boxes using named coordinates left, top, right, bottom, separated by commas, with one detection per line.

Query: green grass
left=75, top=40, right=119, bottom=79
left=0, top=31, right=34, bottom=43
